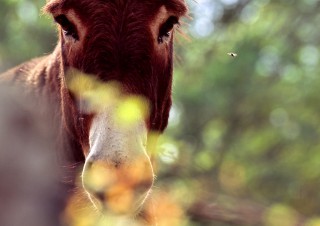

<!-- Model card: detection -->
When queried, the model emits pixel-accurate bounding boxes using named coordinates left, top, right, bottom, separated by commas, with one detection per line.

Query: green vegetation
left=1, top=0, right=320, bottom=225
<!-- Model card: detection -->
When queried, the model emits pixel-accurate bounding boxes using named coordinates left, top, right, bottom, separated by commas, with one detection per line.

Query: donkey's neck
left=46, top=45, right=86, bottom=164
left=46, top=45, right=63, bottom=92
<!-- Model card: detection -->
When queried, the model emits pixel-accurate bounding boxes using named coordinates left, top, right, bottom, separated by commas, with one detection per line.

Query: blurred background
left=1, top=0, right=320, bottom=225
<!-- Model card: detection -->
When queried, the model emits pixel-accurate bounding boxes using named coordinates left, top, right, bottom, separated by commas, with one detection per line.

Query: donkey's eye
left=54, top=15, right=79, bottom=40
left=158, top=16, right=179, bottom=44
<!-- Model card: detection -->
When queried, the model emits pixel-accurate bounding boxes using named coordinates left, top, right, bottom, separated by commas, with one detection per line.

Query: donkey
left=0, top=0, right=188, bottom=215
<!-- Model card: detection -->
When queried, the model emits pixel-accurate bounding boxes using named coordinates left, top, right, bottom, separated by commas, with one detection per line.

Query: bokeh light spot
left=264, top=204, right=299, bottom=226
left=17, top=1, right=38, bottom=24
left=160, top=143, right=179, bottom=164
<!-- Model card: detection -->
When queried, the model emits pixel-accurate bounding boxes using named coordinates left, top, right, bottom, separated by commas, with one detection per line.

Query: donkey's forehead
left=44, top=0, right=188, bottom=17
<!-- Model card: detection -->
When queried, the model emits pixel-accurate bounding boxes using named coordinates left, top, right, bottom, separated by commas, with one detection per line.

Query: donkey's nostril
left=82, top=161, right=117, bottom=194
left=86, top=160, right=94, bottom=168
left=92, top=190, right=106, bottom=202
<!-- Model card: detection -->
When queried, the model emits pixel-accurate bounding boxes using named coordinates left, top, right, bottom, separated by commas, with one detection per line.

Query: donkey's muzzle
left=82, top=157, right=154, bottom=214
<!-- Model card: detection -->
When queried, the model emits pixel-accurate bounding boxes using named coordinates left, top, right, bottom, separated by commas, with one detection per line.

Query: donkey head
left=44, top=0, right=188, bottom=214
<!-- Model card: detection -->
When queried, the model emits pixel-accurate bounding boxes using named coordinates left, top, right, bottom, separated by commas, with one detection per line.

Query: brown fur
left=0, top=0, right=188, bottom=204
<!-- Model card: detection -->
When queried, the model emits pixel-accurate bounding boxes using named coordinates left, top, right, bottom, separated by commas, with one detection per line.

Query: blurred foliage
left=2, top=0, right=320, bottom=225
left=0, top=0, right=56, bottom=70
